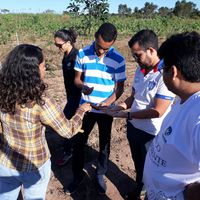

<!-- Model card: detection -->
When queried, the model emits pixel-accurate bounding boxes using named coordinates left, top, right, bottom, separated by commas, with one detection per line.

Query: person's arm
left=101, top=56, right=126, bottom=107
left=118, top=88, right=135, bottom=110
left=130, top=97, right=172, bottom=119
left=74, top=50, right=93, bottom=95
left=74, top=71, right=84, bottom=90
left=0, top=120, right=2, bottom=133
left=183, top=125, right=200, bottom=200
left=74, top=71, right=93, bottom=95
left=184, top=182, right=200, bottom=200
left=104, top=88, right=135, bottom=112
left=99, top=81, right=125, bottom=107
left=109, top=97, right=172, bottom=119
left=40, top=97, right=91, bottom=138
left=111, top=73, right=174, bottom=118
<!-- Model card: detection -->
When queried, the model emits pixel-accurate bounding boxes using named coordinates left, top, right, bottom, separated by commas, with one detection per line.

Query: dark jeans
left=63, top=95, right=80, bottom=153
left=72, top=112, right=113, bottom=179
left=127, top=121, right=154, bottom=196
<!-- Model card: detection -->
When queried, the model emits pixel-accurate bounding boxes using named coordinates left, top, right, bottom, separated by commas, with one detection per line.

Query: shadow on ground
left=45, top=126, right=136, bottom=200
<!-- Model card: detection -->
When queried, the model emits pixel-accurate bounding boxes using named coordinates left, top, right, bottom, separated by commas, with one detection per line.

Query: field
left=0, top=13, right=200, bottom=200
left=1, top=13, right=200, bottom=45
left=13, top=38, right=137, bottom=200
left=43, top=38, right=137, bottom=200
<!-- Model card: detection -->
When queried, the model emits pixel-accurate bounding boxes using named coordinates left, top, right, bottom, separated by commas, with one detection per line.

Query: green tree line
left=118, top=0, right=200, bottom=18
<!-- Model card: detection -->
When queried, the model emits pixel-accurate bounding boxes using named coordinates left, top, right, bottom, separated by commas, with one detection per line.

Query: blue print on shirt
left=148, top=80, right=156, bottom=90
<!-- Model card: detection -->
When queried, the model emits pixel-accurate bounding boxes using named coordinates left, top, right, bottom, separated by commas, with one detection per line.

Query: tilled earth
left=1, top=37, right=145, bottom=200
left=43, top=64, right=141, bottom=200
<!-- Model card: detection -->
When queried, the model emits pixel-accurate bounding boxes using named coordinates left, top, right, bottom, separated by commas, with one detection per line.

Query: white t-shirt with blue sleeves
left=75, top=42, right=126, bottom=106
left=129, top=63, right=175, bottom=135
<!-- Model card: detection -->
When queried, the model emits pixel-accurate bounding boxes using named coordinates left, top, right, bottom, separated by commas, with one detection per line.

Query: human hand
left=79, top=103, right=92, bottom=112
left=103, top=110, right=121, bottom=117
left=184, top=182, right=200, bottom=200
left=100, top=104, right=125, bottom=113
left=82, top=85, right=94, bottom=95
left=97, top=102, right=109, bottom=109
left=90, top=103, right=101, bottom=110
left=90, top=102, right=109, bottom=111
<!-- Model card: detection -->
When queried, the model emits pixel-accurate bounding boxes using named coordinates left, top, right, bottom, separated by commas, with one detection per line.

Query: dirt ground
left=42, top=51, right=147, bottom=199
left=44, top=66, right=138, bottom=200
left=43, top=37, right=140, bottom=200
left=1, top=37, right=144, bottom=200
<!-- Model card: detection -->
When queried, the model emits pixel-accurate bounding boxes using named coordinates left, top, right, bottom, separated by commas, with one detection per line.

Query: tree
left=158, top=7, right=172, bottom=17
left=66, top=0, right=109, bottom=35
left=173, top=0, right=196, bottom=17
left=0, top=9, right=10, bottom=14
left=191, top=8, right=200, bottom=18
left=132, top=7, right=143, bottom=18
left=44, top=9, right=55, bottom=14
left=118, top=4, right=132, bottom=16
left=141, top=2, right=158, bottom=18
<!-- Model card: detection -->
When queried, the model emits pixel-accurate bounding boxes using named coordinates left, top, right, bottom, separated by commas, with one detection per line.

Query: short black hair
left=95, top=22, right=117, bottom=42
left=158, top=31, right=200, bottom=82
left=128, top=29, right=158, bottom=50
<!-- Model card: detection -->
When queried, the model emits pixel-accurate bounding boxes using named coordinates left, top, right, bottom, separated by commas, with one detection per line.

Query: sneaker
left=55, top=152, right=72, bottom=166
left=96, top=174, right=107, bottom=194
left=64, top=175, right=84, bottom=195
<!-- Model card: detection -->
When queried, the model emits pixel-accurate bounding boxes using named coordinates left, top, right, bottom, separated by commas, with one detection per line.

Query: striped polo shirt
left=75, top=42, right=126, bottom=105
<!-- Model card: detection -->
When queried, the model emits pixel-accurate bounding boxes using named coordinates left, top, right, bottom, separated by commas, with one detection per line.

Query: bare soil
left=44, top=65, right=137, bottom=200
left=43, top=37, right=140, bottom=200
left=1, top=38, right=143, bottom=200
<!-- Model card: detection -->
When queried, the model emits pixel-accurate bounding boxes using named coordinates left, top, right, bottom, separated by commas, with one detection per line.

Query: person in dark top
left=54, top=28, right=81, bottom=166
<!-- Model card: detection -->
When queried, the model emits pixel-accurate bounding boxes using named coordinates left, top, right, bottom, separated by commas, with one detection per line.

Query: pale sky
left=0, top=0, right=200, bottom=14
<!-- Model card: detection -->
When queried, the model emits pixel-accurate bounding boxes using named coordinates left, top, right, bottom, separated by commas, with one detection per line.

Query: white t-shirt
left=144, top=91, right=200, bottom=200
left=129, top=66, right=175, bottom=135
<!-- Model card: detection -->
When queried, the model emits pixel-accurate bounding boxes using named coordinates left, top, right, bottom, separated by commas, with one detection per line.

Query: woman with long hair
left=54, top=28, right=82, bottom=166
left=0, top=44, right=91, bottom=200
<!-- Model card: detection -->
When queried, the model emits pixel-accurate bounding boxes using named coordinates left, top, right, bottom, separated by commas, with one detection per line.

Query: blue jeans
left=0, top=159, right=51, bottom=200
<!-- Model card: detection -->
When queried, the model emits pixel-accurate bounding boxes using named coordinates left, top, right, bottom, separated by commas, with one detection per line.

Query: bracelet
left=127, top=112, right=132, bottom=120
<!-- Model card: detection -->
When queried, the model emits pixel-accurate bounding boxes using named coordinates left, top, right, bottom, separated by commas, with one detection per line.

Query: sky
left=0, top=0, right=200, bottom=14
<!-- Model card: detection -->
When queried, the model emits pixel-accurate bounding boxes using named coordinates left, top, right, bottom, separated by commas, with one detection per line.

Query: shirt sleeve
left=115, top=59, right=126, bottom=82
left=39, top=97, right=85, bottom=138
left=132, top=67, right=140, bottom=88
left=156, top=75, right=175, bottom=101
left=74, top=49, right=84, bottom=72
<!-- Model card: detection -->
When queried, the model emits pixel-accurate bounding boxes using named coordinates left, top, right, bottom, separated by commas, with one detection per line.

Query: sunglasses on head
left=54, top=42, right=67, bottom=49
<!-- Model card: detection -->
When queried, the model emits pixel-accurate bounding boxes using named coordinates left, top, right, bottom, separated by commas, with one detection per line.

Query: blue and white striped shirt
left=75, top=42, right=126, bottom=104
